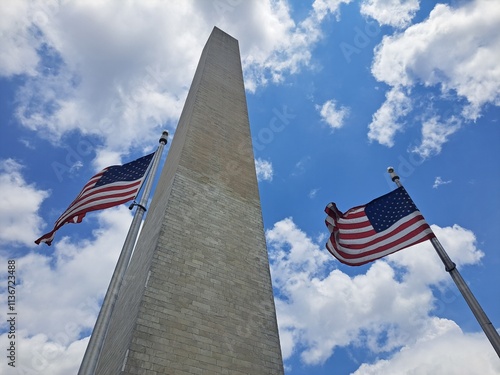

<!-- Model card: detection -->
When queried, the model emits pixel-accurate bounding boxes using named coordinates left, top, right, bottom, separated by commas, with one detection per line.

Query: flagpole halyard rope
left=78, top=131, right=169, bottom=375
left=387, top=166, right=500, bottom=358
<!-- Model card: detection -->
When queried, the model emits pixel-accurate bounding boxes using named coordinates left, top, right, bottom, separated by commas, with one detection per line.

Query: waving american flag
left=325, top=186, right=435, bottom=266
left=35, top=152, right=154, bottom=246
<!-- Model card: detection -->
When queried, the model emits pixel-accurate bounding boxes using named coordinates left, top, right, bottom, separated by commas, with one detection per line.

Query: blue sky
left=1, top=0, right=499, bottom=374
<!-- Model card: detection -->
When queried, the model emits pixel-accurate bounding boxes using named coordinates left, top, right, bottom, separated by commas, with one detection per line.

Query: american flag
left=324, top=186, right=435, bottom=266
left=35, top=152, right=155, bottom=246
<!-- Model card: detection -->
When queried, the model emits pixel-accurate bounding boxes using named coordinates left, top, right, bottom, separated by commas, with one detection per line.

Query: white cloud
left=11, top=0, right=198, bottom=161
left=372, top=1, right=500, bottom=120
left=433, top=176, right=452, bottom=189
left=368, top=87, right=411, bottom=146
left=360, top=0, right=419, bottom=28
left=0, top=206, right=133, bottom=374
left=1, top=0, right=354, bottom=167
left=0, top=159, right=49, bottom=247
left=386, top=224, right=483, bottom=286
left=218, top=0, right=352, bottom=90
left=312, top=0, right=353, bottom=20
left=0, top=332, right=88, bottom=375
left=266, top=217, right=491, bottom=369
left=411, top=116, right=461, bottom=159
left=353, top=328, right=500, bottom=375
left=316, top=99, right=350, bottom=130
left=255, top=158, right=273, bottom=181
left=0, top=1, right=43, bottom=76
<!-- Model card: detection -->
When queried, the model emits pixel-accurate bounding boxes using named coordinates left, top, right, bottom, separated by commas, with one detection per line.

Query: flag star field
left=1, top=1, right=499, bottom=374
left=95, top=153, right=154, bottom=187
left=365, top=188, right=418, bottom=232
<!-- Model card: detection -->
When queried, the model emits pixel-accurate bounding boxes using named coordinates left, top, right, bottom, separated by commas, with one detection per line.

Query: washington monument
left=93, top=27, right=284, bottom=374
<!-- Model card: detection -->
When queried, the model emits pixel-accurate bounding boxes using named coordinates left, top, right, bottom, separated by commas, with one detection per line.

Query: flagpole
left=78, top=131, right=169, bottom=375
left=387, top=167, right=500, bottom=357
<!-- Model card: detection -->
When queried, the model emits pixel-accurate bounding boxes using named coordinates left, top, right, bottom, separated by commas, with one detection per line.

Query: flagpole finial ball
left=387, top=167, right=402, bottom=186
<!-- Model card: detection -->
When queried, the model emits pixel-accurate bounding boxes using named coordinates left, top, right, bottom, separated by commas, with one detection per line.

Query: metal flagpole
left=78, top=131, right=169, bottom=375
left=387, top=167, right=500, bottom=358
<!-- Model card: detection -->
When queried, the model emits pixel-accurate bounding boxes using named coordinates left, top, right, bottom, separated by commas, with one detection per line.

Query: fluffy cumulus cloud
left=5, top=0, right=205, bottom=165
left=372, top=0, right=500, bottom=114
left=0, top=0, right=353, bottom=169
left=411, top=116, right=462, bottom=159
left=0, top=331, right=89, bottom=375
left=0, top=206, right=133, bottom=374
left=368, top=87, right=411, bottom=146
left=369, top=0, right=500, bottom=149
left=316, top=99, right=350, bottom=130
left=360, top=0, right=419, bottom=28
left=255, top=157, right=274, bottom=181
left=353, top=329, right=500, bottom=375
left=0, top=1, right=43, bottom=76
left=0, top=159, right=49, bottom=247
left=266, top=217, right=497, bottom=371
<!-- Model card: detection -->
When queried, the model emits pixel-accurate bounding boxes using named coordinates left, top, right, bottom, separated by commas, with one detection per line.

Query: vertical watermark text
left=6, top=260, right=17, bottom=368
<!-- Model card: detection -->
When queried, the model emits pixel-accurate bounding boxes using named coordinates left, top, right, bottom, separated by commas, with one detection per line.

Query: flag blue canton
left=365, top=187, right=419, bottom=232
left=95, top=153, right=154, bottom=187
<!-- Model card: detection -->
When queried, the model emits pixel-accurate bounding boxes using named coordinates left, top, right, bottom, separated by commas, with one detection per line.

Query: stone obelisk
left=95, top=27, right=284, bottom=374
